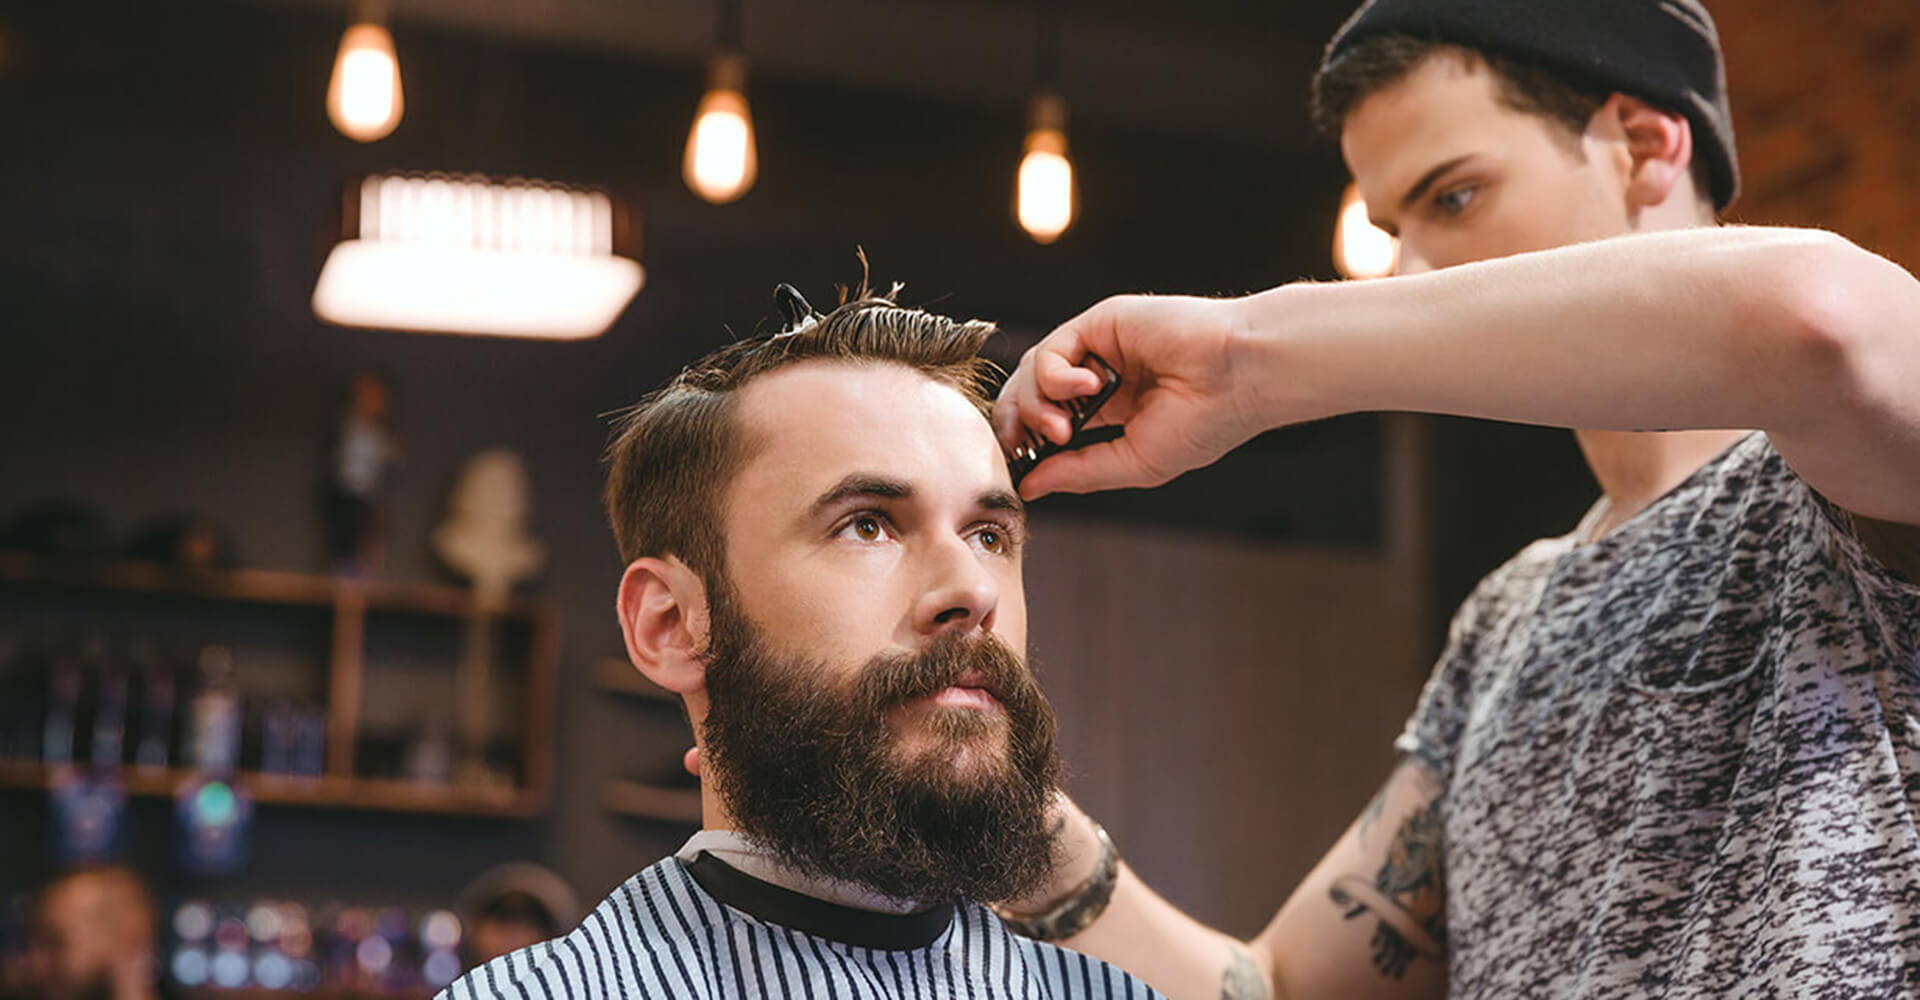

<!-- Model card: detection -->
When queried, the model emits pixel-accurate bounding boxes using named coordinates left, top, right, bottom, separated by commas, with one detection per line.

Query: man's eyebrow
left=808, top=474, right=913, bottom=517
left=804, top=475, right=1027, bottom=531
left=979, top=489, right=1027, bottom=522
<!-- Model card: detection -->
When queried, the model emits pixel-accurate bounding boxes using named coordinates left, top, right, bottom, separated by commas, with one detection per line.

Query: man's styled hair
left=602, top=286, right=1001, bottom=584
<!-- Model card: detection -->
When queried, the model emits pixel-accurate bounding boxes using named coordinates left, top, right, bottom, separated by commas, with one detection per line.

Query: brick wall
left=1719, top=0, right=1920, bottom=268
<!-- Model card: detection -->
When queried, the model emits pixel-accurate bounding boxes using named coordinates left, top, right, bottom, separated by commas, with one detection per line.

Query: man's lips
left=922, top=672, right=1003, bottom=711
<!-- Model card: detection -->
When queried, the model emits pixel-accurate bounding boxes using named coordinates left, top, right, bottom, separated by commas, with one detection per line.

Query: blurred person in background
left=453, top=863, right=579, bottom=969
left=23, top=868, right=175, bottom=1000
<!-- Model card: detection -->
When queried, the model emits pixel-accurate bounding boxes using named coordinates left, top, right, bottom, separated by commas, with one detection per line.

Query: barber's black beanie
left=1321, top=0, right=1739, bottom=211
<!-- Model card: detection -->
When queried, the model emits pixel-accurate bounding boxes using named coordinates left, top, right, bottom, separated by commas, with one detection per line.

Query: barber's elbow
left=1239, top=938, right=1285, bottom=1000
left=1766, top=232, right=1912, bottom=417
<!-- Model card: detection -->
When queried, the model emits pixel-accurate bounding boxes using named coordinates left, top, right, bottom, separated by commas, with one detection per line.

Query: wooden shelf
left=0, top=551, right=542, bottom=619
left=0, top=549, right=559, bottom=820
left=0, top=760, right=544, bottom=818
left=592, top=657, right=680, bottom=704
left=601, top=779, right=701, bottom=824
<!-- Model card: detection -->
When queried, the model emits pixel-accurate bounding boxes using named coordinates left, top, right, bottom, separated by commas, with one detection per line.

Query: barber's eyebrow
left=809, top=474, right=913, bottom=517
left=1396, top=154, right=1473, bottom=217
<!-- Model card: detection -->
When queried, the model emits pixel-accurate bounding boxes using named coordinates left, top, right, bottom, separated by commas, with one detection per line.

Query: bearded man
left=436, top=286, right=1159, bottom=1000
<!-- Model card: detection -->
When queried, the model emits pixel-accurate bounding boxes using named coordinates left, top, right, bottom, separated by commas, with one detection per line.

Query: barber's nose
left=1393, top=246, right=1431, bottom=277
left=911, top=538, right=999, bottom=637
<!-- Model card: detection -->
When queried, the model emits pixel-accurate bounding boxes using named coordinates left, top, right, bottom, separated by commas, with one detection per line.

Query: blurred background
left=0, top=0, right=1912, bottom=995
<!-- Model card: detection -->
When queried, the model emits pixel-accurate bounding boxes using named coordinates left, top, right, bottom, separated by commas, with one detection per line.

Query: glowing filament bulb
left=327, top=18, right=403, bottom=142
left=1017, top=93, right=1074, bottom=244
left=684, top=54, right=757, bottom=204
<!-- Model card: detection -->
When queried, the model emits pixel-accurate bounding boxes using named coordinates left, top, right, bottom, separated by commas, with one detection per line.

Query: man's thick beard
left=698, top=586, right=1063, bottom=904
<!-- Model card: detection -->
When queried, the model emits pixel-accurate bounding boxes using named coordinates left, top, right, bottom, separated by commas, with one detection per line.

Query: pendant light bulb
left=684, top=52, right=757, bottom=204
left=327, top=2, right=403, bottom=143
left=1017, top=93, right=1074, bottom=244
left=1333, top=182, right=1398, bottom=280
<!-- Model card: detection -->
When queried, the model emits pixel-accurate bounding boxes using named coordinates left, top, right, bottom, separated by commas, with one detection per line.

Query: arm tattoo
left=1328, top=796, right=1447, bottom=980
left=1357, top=783, right=1391, bottom=845
left=1220, top=944, right=1272, bottom=1000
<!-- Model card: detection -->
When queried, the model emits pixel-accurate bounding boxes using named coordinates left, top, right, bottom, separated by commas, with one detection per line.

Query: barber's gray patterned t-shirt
left=1403, top=432, right=1920, bottom=998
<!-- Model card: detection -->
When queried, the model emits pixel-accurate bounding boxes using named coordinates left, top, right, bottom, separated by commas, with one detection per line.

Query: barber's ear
left=616, top=556, right=711, bottom=695
left=1605, top=93, right=1693, bottom=209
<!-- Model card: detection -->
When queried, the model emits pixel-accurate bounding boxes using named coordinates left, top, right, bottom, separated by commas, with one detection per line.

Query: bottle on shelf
left=177, top=644, right=253, bottom=876
left=187, top=645, right=242, bottom=775
left=50, top=639, right=128, bottom=865
left=90, top=665, right=130, bottom=771
left=42, top=645, right=83, bottom=767
left=261, top=700, right=295, bottom=776
left=129, top=637, right=178, bottom=775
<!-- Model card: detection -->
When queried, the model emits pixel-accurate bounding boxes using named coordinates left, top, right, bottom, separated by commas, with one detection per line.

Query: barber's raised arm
left=996, top=226, right=1920, bottom=535
left=1003, top=760, right=1448, bottom=1000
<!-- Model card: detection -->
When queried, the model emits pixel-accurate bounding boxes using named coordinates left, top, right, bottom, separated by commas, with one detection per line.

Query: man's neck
left=676, top=829, right=930, bottom=914
left=1573, top=428, right=1751, bottom=538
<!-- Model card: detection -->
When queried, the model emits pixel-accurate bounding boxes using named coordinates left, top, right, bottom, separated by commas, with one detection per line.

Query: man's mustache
left=851, top=632, right=1032, bottom=713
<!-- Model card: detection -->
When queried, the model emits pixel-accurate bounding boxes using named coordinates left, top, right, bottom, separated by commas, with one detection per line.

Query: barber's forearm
left=1022, top=804, right=1274, bottom=1000
left=1061, top=864, right=1276, bottom=1000
left=1238, top=226, right=1868, bottom=436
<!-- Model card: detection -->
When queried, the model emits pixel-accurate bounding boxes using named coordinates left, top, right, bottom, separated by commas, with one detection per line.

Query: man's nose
left=910, top=535, right=999, bottom=638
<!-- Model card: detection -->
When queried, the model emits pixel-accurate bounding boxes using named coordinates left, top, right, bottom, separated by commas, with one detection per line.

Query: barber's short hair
left=1313, top=36, right=1598, bottom=143
left=1311, top=36, right=1715, bottom=202
left=602, top=284, right=1000, bottom=582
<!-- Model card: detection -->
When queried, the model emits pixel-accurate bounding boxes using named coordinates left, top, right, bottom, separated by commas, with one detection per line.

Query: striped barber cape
left=438, top=852, right=1164, bottom=999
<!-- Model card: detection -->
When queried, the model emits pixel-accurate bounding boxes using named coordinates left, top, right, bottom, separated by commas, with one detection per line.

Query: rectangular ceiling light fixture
left=312, top=172, right=644, bottom=340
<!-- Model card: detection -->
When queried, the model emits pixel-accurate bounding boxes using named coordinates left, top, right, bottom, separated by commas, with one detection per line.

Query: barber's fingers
left=994, top=302, right=1124, bottom=451
left=1016, top=432, right=1170, bottom=499
left=996, top=350, right=1077, bottom=448
left=992, top=363, right=1037, bottom=449
left=1034, top=350, right=1106, bottom=402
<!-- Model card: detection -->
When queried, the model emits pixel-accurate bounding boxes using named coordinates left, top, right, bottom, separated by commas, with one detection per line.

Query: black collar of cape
left=683, top=851, right=958, bottom=951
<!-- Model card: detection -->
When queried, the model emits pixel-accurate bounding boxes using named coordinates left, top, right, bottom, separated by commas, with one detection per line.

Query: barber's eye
left=849, top=515, right=885, bottom=541
left=1435, top=185, right=1476, bottom=215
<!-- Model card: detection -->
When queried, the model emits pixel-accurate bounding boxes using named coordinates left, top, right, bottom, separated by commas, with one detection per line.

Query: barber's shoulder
left=1446, top=535, right=1570, bottom=636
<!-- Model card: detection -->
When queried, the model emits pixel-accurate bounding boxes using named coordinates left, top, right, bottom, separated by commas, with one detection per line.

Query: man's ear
left=616, top=556, right=711, bottom=696
left=1603, top=93, right=1694, bottom=211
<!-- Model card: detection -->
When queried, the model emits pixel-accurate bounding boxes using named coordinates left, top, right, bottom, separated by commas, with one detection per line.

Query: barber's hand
left=994, top=294, right=1266, bottom=499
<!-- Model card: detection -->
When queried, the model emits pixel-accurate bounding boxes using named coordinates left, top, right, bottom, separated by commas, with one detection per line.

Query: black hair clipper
left=1008, top=353, right=1121, bottom=488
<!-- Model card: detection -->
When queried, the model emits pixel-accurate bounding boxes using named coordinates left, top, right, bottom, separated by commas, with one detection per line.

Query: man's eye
left=974, top=525, right=1020, bottom=555
left=1435, top=185, right=1476, bottom=215
left=842, top=515, right=887, bottom=542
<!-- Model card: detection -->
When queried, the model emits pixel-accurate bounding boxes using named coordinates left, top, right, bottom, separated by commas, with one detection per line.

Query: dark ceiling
left=233, top=0, right=1361, bottom=149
